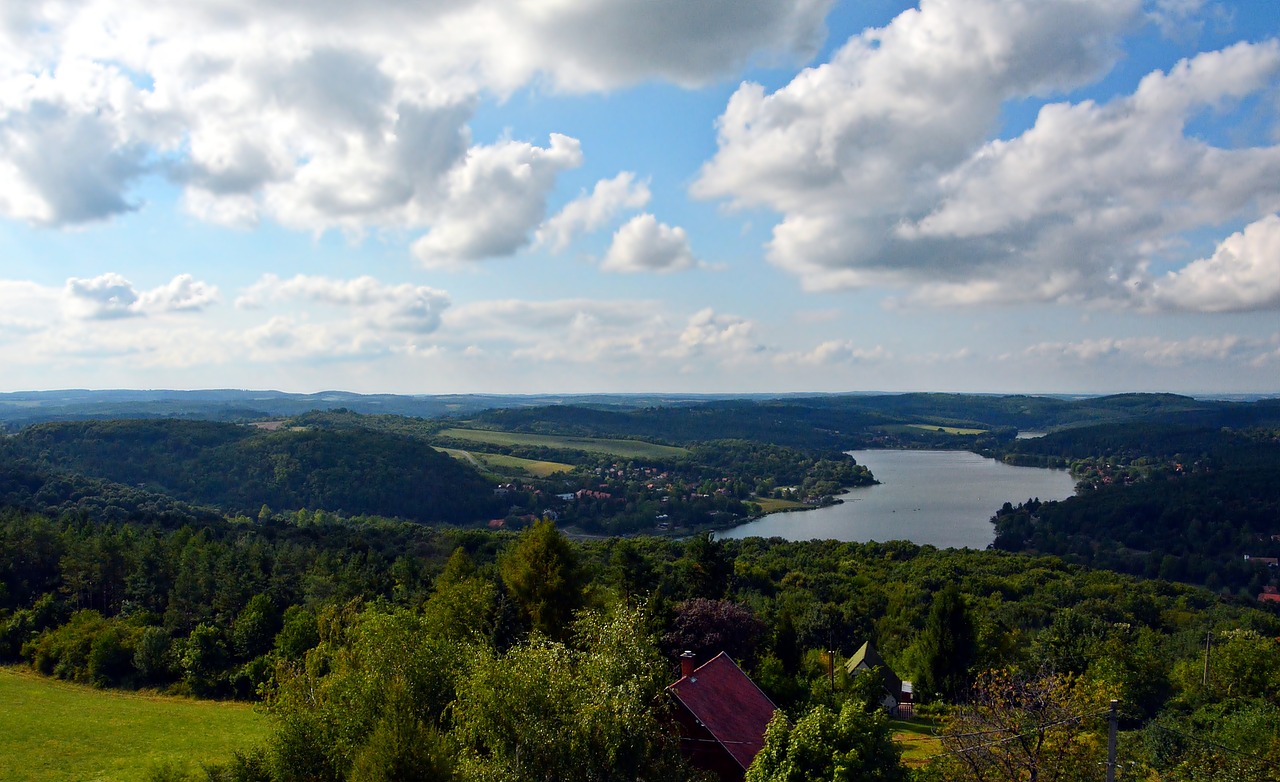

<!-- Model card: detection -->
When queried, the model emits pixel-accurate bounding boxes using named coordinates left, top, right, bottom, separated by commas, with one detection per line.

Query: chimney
left=680, top=650, right=696, bottom=678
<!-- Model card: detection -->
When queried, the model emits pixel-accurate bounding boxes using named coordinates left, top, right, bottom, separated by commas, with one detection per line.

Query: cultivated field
left=437, top=447, right=574, bottom=477
left=0, top=667, right=269, bottom=782
left=903, top=424, right=988, bottom=435
left=439, top=428, right=689, bottom=459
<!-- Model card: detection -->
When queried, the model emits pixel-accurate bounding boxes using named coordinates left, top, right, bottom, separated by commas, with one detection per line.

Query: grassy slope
left=437, top=447, right=574, bottom=478
left=0, top=667, right=269, bottom=782
left=439, top=427, right=689, bottom=459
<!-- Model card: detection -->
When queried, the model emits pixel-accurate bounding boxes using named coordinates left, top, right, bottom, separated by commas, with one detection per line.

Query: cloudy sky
left=2, top=0, right=1279, bottom=395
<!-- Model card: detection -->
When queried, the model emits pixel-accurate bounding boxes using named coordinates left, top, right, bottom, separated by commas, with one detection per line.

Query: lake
left=717, top=449, right=1076, bottom=548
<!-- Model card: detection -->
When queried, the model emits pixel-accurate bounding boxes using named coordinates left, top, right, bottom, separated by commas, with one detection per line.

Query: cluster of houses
left=667, top=641, right=911, bottom=781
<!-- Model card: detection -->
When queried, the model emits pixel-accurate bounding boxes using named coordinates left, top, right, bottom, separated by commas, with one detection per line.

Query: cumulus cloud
left=0, top=0, right=830, bottom=238
left=781, top=340, right=889, bottom=366
left=672, top=308, right=761, bottom=359
left=537, top=172, right=651, bottom=252
left=411, top=134, right=582, bottom=267
left=63, top=273, right=218, bottom=320
left=694, top=0, right=1280, bottom=311
left=1148, top=214, right=1280, bottom=312
left=237, top=274, right=450, bottom=333
left=600, top=214, right=698, bottom=273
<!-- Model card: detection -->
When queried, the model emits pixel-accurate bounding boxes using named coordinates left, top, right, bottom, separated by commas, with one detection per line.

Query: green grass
left=752, top=496, right=811, bottom=513
left=439, top=428, right=689, bottom=460
left=437, top=447, right=573, bottom=478
left=0, top=666, right=270, bottom=782
left=904, top=424, right=988, bottom=435
left=890, top=715, right=943, bottom=767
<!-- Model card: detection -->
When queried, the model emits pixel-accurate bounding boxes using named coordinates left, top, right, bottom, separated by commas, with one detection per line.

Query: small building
left=845, top=641, right=911, bottom=716
left=1260, top=585, right=1280, bottom=604
left=667, top=651, right=778, bottom=782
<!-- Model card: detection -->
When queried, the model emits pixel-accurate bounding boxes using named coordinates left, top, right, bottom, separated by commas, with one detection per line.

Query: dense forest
left=2, top=506, right=1278, bottom=780
left=989, top=423, right=1280, bottom=595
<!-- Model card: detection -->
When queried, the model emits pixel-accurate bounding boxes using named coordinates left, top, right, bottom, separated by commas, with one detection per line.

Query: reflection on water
left=717, top=449, right=1075, bottom=549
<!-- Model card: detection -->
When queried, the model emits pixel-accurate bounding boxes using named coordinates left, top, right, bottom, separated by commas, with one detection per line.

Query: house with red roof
left=667, top=651, right=778, bottom=782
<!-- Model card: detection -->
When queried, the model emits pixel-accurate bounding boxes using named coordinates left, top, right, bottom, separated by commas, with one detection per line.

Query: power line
left=926, top=707, right=1111, bottom=760
left=1148, top=721, right=1273, bottom=766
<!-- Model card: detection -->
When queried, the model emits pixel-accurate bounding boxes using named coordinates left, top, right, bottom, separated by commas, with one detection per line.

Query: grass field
left=0, top=666, right=269, bottom=782
left=440, top=428, right=689, bottom=460
left=752, top=496, right=811, bottom=513
left=438, top=447, right=573, bottom=478
left=904, top=424, right=988, bottom=435
left=890, top=715, right=943, bottom=767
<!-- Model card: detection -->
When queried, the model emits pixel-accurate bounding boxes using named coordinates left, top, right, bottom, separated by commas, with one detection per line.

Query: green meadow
left=903, top=424, right=988, bottom=435
left=439, top=428, right=689, bottom=459
left=0, top=667, right=269, bottom=782
left=437, top=447, right=574, bottom=478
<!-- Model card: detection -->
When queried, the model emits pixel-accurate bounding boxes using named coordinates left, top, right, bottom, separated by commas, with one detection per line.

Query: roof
left=667, top=652, right=778, bottom=771
left=845, top=641, right=902, bottom=696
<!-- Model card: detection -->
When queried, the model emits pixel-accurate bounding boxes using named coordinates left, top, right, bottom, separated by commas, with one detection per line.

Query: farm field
left=0, top=666, right=269, bottom=782
left=437, top=447, right=573, bottom=477
left=439, top=428, right=689, bottom=459
left=903, top=424, right=988, bottom=435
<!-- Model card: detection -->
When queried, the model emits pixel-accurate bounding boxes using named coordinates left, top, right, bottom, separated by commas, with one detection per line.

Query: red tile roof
left=667, top=652, right=778, bottom=771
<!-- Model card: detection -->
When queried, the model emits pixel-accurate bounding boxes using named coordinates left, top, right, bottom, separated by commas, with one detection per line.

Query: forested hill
left=463, top=392, right=1278, bottom=449
left=3, top=419, right=499, bottom=524
left=989, top=423, right=1280, bottom=594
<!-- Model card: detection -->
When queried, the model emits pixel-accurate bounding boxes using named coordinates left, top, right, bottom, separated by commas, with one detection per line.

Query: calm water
left=717, top=450, right=1076, bottom=548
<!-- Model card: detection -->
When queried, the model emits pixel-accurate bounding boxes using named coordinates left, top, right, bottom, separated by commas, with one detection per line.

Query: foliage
left=935, top=668, right=1112, bottom=782
left=910, top=584, right=977, bottom=703
left=746, top=701, right=907, bottom=782
left=497, top=519, right=584, bottom=639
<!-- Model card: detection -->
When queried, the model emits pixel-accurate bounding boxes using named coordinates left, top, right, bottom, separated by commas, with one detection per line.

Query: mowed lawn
left=440, top=428, right=689, bottom=460
left=0, top=666, right=270, bottom=782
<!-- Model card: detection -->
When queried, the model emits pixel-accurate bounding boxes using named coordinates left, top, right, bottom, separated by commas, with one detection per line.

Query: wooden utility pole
left=1202, top=630, right=1212, bottom=687
left=1105, top=699, right=1119, bottom=782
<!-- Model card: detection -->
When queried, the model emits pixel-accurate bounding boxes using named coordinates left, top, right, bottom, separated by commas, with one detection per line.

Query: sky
left=2, top=0, right=1280, bottom=396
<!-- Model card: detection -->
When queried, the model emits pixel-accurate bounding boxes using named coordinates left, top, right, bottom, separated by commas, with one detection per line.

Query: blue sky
left=2, top=0, right=1279, bottom=395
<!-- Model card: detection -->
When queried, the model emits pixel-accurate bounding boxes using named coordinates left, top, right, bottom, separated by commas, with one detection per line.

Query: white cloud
left=694, top=0, right=1280, bottom=311
left=600, top=214, right=697, bottom=273
left=1148, top=214, right=1280, bottom=312
left=137, top=274, right=220, bottom=313
left=0, top=0, right=830, bottom=239
left=1022, top=334, right=1248, bottom=365
left=537, top=172, right=650, bottom=252
left=63, top=273, right=218, bottom=320
left=237, top=274, right=450, bottom=333
left=411, top=134, right=582, bottom=267
left=781, top=340, right=889, bottom=366
left=671, top=308, right=761, bottom=360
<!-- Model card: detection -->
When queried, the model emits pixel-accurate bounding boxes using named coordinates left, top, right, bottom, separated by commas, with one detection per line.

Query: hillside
left=6, top=419, right=499, bottom=524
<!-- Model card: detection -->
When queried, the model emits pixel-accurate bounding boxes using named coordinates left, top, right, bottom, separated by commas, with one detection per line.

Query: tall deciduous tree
left=936, top=668, right=1110, bottom=782
left=746, top=701, right=907, bottom=782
